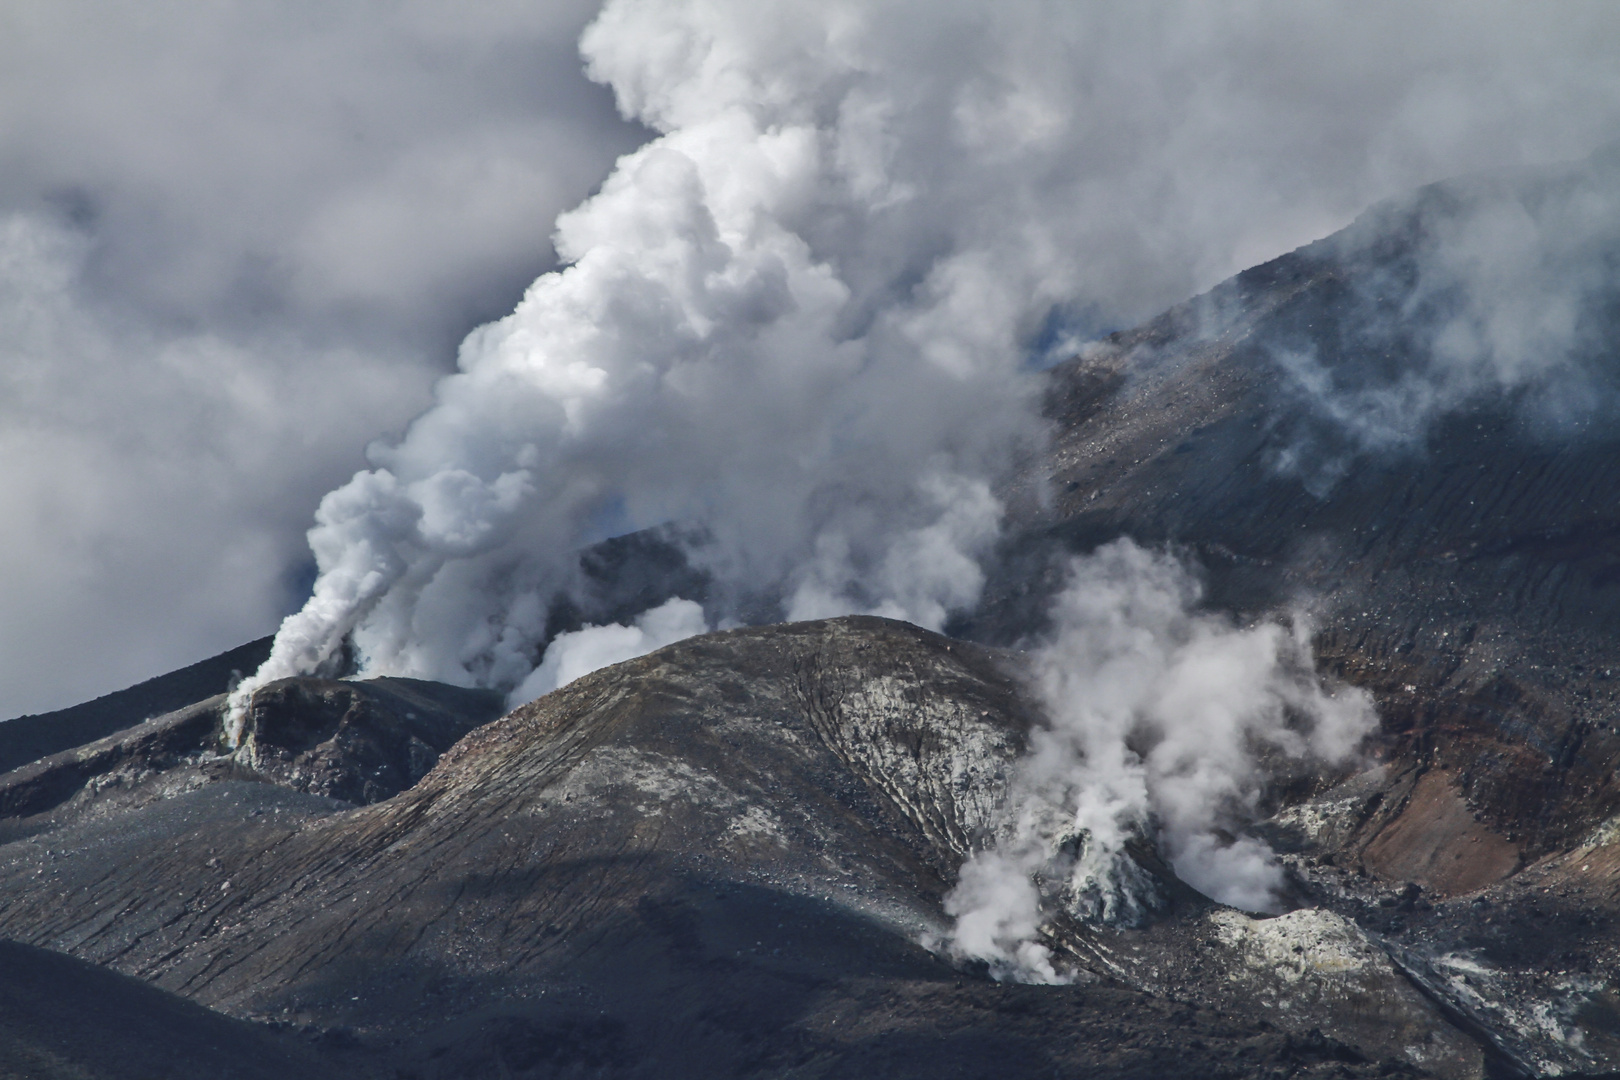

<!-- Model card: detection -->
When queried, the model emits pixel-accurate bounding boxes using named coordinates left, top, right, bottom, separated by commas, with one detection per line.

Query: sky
left=5, top=0, right=1620, bottom=719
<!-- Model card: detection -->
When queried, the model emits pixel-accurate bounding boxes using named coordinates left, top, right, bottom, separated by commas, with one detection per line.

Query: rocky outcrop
left=1260, top=767, right=1620, bottom=1077
left=233, top=677, right=504, bottom=805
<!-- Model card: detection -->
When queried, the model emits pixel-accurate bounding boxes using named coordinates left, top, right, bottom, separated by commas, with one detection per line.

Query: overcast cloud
left=0, top=0, right=642, bottom=715
left=5, top=1, right=1620, bottom=717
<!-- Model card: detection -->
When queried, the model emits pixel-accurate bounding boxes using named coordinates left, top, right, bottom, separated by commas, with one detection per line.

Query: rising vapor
left=1260, top=149, right=1620, bottom=491
left=231, top=0, right=1100, bottom=726
left=944, top=541, right=1375, bottom=983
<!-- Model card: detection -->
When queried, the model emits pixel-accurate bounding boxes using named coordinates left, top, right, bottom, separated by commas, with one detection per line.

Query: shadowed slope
left=0, top=939, right=340, bottom=1080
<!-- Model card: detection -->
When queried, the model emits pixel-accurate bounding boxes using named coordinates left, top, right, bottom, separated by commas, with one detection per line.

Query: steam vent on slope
left=10, top=151, right=1620, bottom=1077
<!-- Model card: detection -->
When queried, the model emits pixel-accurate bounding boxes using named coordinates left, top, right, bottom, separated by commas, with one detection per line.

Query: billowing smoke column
left=945, top=541, right=1375, bottom=983
left=230, top=0, right=1097, bottom=732
left=228, top=0, right=1620, bottom=738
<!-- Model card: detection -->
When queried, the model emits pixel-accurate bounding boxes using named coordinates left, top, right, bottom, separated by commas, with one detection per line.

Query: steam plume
left=232, top=0, right=1117, bottom=728
left=945, top=541, right=1375, bottom=983
left=1265, top=150, right=1620, bottom=490
left=225, top=0, right=1620, bottom=738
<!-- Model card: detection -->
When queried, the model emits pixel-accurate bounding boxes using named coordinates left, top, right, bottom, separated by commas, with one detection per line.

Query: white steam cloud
left=213, top=0, right=1620, bottom=736
left=0, top=0, right=640, bottom=717
left=509, top=596, right=707, bottom=707
left=233, top=0, right=1101, bottom=726
left=945, top=540, right=1375, bottom=983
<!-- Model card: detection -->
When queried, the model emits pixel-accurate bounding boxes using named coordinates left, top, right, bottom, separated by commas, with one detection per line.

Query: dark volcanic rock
left=981, top=157, right=1620, bottom=872
left=0, top=696, right=230, bottom=829
left=956, top=152, right=1620, bottom=1076
left=235, top=676, right=505, bottom=804
left=0, top=675, right=503, bottom=843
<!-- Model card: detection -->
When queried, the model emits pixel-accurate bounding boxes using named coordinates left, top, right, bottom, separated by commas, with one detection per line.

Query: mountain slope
left=967, top=152, right=1620, bottom=1075
left=0, top=939, right=341, bottom=1080
left=0, top=637, right=272, bottom=776
left=0, top=618, right=1443, bottom=1079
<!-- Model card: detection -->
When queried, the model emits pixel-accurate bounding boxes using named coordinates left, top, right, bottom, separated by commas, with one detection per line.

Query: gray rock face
left=984, top=157, right=1620, bottom=872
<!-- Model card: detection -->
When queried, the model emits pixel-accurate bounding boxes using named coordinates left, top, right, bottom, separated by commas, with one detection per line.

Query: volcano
left=4, top=155, right=1620, bottom=1079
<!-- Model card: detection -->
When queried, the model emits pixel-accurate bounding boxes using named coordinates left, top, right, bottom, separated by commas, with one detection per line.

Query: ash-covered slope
left=0, top=674, right=503, bottom=836
left=961, top=151, right=1620, bottom=1076
left=0, top=618, right=1438, bottom=1079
